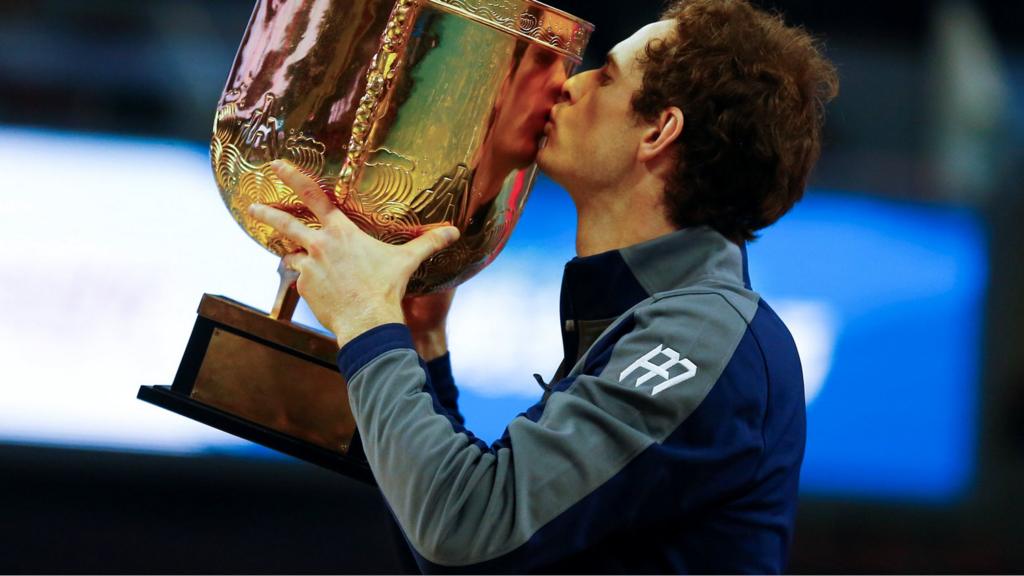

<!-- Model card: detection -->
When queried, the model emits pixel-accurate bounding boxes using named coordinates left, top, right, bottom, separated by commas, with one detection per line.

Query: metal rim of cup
left=426, top=0, right=595, bottom=62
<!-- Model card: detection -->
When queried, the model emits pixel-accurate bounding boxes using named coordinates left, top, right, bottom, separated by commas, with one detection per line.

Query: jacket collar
left=558, top=226, right=749, bottom=365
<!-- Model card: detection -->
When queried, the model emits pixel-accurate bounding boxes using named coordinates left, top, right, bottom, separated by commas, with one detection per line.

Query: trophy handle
left=271, top=258, right=300, bottom=321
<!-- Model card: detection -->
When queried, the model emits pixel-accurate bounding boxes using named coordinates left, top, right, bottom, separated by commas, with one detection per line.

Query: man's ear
left=637, top=106, right=684, bottom=163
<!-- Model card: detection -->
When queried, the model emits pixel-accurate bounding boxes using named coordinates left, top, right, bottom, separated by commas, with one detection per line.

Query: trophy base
left=137, top=385, right=374, bottom=483
left=137, top=294, right=374, bottom=484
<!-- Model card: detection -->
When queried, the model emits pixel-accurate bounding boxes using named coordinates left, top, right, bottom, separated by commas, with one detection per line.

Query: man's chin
left=536, top=151, right=574, bottom=190
left=536, top=150, right=556, bottom=178
left=536, top=143, right=558, bottom=172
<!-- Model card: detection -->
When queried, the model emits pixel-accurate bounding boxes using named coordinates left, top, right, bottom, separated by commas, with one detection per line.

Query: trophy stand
left=137, top=261, right=374, bottom=483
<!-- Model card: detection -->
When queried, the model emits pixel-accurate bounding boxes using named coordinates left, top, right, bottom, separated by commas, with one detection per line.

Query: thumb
left=404, top=225, right=461, bottom=266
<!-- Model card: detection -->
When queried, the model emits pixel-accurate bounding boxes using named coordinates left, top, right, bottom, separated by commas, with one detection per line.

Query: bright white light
left=446, top=261, right=563, bottom=397
left=0, top=128, right=281, bottom=453
left=772, top=299, right=838, bottom=405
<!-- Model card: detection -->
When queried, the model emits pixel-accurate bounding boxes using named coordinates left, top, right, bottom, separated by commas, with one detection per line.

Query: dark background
left=2, top=0, right=1023, bottom=572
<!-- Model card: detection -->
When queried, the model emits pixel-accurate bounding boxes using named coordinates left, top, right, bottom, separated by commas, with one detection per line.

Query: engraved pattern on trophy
left=429, top=0, right=591, bottom=58
left=407, top=164, right=477, bottom=293
left=211, top=89, right=332, bottom=255
left=350, top=152, right=465, bottom=246
left=403, top=161, right=517, bottom=293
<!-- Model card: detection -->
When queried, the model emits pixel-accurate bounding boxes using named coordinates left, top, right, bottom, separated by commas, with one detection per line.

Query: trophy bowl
left=212, top=0, right=593, bottom=293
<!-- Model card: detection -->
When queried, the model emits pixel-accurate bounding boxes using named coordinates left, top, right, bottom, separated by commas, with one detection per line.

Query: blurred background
left=1, top=0, right=1022, bottom=572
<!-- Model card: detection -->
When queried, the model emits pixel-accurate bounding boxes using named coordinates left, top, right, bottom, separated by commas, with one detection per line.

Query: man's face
left=537, top=20, right=676, bottom=195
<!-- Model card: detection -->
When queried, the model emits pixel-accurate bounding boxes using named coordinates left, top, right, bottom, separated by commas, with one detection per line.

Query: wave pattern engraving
left=213, top=91, right=490, bottom=290
left=210, top=90, right=331, bottom=255
left=405, top=164, right=507, bottom=293
left=347, top=157, right=465, bottom=264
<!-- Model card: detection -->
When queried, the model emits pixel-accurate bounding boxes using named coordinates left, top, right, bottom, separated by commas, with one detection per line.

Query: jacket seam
left=745, top=311, right=773, bottom=486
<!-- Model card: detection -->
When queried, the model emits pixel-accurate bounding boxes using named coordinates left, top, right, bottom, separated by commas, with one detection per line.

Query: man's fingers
left=249, top=204, right=316, bottom=248
left=404, top=225, right=461, bottom=267
left=270, top=160, right=338, bottom=226
left=282, top=250, right=309, bottom=273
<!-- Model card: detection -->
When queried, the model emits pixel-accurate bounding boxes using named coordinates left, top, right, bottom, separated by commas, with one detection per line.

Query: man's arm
left=403, top=290, right=454, bottom=362
left=403, top=290, right=463, bottom=423
left=421, top=352, right=463, bottom=425
left=339, top=292, right=764, bottom=572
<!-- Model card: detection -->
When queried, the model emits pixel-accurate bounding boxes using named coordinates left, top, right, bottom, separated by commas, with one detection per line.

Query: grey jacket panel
left=345, top=290, right=753, bottom=566
left=621, top=226, right=748, bottom=296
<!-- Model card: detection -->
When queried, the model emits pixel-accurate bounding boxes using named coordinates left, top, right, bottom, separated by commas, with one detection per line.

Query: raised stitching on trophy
left=338, top=0, right=420, bottom=191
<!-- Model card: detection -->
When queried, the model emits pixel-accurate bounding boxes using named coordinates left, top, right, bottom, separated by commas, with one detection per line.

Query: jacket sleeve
left=345, top=350, right=464, bottom=465
left=423, top=352, right=465, bottom=425
left=337, top=292, right=760, bottom=572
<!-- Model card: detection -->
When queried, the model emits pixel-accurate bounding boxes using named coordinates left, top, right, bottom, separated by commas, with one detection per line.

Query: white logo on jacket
left=619, top=345, right=697, bottom=396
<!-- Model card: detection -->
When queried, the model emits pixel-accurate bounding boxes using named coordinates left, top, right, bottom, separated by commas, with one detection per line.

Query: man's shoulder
left=602, top=279, right=762, bottom=355
left=647, top=280, right=760, bottom=322
left=569, top=283, right=760, bottom=403
left=632, top=284, right=801, bottom=384
left=572, top=280, right=801, bottom=405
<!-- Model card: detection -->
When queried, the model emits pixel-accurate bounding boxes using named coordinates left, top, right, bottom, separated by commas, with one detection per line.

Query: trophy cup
left=138, top=0, right=592, bottom=482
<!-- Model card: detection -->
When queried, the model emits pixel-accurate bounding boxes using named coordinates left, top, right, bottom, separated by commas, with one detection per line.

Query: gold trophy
left=138, top=0, right=592, bottom=480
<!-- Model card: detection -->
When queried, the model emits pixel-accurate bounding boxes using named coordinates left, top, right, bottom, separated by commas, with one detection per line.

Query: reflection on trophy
left=138, top=0, right=591, bottom=479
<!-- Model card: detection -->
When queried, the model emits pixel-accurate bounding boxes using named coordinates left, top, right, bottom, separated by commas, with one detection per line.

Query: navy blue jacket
left=338, top=226, right=806, bottom=573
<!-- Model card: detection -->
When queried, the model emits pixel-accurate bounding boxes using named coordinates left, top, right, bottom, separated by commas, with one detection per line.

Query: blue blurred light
left=749, top=194, right=986, bottom=502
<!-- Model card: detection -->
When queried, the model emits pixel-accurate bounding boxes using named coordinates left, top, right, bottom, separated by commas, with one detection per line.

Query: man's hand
left=403, top=289, right=456, bottom=361
left=249, top=160, right=460, bottom=348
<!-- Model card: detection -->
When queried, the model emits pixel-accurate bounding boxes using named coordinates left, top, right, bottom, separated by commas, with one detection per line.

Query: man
left=251, top=0, right=838, bottom=572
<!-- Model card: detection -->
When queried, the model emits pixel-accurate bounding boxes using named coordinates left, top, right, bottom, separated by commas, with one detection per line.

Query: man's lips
left=544, top=111, right=556, bottom=134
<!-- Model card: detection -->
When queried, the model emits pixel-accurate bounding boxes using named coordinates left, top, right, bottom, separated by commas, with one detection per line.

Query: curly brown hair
left=632, top=0, right=839, bottom=242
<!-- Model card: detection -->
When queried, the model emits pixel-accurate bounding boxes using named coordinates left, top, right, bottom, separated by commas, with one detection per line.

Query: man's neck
left=573, top=180, right=677, bottom=257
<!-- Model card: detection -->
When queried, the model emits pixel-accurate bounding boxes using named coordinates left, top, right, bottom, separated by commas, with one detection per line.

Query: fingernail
left=270, top=159, right=287, bottom=171
left=442, top=227, right=460, bottom=243
left=248, top=204, right=262, bottom=215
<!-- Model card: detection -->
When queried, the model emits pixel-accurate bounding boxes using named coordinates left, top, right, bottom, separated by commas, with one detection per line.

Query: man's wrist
left=331, top=304, right=404, bottom=349
left=336, top=323, right=415, bottom=382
